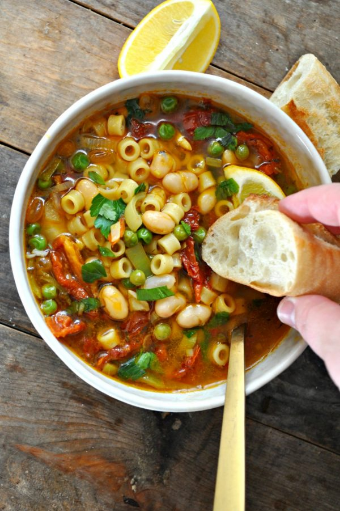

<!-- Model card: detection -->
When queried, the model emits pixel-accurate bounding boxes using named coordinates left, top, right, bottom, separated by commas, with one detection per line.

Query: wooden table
left=0, top=1, right=339, bottom=509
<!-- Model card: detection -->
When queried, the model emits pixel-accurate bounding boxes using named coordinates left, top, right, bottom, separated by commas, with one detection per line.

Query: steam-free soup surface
left=25, top=94, right=294, bottom=391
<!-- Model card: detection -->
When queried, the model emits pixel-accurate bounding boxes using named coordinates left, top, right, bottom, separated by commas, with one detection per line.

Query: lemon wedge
left=224, top=165, right=286, bottom=206
left=118, top=0, right=221, bottom=77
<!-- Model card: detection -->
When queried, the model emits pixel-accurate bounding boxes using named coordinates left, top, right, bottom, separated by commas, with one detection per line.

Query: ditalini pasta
left=24, top=93, right=295, bottom=391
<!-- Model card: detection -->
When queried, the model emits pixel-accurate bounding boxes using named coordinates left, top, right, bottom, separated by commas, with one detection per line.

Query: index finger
left=278, top=183, right=340, bottom=227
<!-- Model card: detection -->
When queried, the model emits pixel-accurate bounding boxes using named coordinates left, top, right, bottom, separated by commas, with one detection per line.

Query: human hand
left=277, top=184, right=340, bottom=387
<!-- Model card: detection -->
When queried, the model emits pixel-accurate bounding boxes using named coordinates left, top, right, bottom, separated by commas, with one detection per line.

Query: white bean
left=176, top=304, right=212, bottom=328
left=99, top=285, right=129, bottom=320
left=142, top=210, right=175, bottom=234
left=155, top=293, right=186, bottom=318
left=162, top=171, right=198, bottom=194
left=143, top=274, right=176, bottom=290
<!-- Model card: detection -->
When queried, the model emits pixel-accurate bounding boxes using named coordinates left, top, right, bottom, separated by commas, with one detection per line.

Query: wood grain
left=0, top=0, right=268, bottom=154
left=1, top=143, right=339, bottom=456
left=74, top=0, right=340, bottom=89
left=0, top=323, right=339, bottom=510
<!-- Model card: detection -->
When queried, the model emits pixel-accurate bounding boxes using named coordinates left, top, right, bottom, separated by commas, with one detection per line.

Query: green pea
left=37, top=178, right=53, bottom=190
left=227, top=136, right=238, bottom=151
left=71, top=151, right=90, bottom=172
left=173, top=224, right=189, bottom=241
left=192, top=227, right=207, bottom=244
left=122, top=278, right=136, bottom=289
left=130, top=269, right=146, bottom=287
left=137, top=227, right=153, bottom=245
left=26, top=223, right=41, bottom=236
left=208, top=141, right=224, bottom=157
left=158, top=123, right=175, bottom=140
left=42, top=284, right=57, bottom=299
left=154, top=323, right=171, bottom=341
left=161, top=96, right=178, bottom=114
left=41, top=299, right=57, bottom=316
left=28, top=234, right=47, bottom=251
left=124, top=230, right=138, bottom=248
left=235, top=144, right=250, bottom=161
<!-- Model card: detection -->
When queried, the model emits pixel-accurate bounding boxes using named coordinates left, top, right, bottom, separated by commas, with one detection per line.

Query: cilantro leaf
left=181, top=221, right=191, bottom=236
left=126, top=98, right=145, bottom=124
left=98, top=245, right=117, bottom=258
left=88, top=171, right=106, bottom=186
left=193, top=126, right=216, bottom=140
left=207, top=312, right=230, bottom=328
left=216, top=178, right=240, bottom=200
left=134, top=182, right=147, bottom=195
left=94, top=215, right=114, bottom=239
left=211, top=112, right=232, bottom=126
left=81, top=260, right=107, bottom=283
left=136, top=287, right=175, bottom=301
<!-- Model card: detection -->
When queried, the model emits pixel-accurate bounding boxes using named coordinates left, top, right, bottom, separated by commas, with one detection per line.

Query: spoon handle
left=213, top=325, right=245, bottom=511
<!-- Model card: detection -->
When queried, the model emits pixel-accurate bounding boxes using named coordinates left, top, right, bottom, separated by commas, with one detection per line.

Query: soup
left=25, top=94, right=295, bottom=391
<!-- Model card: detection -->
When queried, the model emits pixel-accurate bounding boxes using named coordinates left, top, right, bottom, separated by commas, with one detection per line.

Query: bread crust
left=270, top=54, right=340, bottom=176
left=202, top=195, right=340, bottom=302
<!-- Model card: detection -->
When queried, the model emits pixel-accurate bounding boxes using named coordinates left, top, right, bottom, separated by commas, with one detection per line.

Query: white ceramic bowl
left=9, top=71, right=331, bottom=412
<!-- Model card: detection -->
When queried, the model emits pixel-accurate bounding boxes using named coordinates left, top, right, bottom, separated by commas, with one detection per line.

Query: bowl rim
left=9, top=70, right=331, bottom=412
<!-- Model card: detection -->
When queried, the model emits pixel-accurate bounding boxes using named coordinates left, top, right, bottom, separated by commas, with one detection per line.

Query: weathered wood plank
left=0, top=324, right=339, bottom=510
left=74, top=0, right=340, bottom=89
left=0, top=0, right=268, bottom=154
left=1, top=142, right=340, bottom=455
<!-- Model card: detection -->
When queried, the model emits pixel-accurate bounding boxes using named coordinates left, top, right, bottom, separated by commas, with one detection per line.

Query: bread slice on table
left=270, top=54, right=340, bottom=177
left=202, top=195, right=340, bottom=302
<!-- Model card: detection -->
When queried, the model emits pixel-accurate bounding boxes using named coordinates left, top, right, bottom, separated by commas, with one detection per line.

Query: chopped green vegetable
left=125, top=243, right=152, bottom=277
left=161, top=96, right=178, bottom=114
left=216, top=178, right=239, bottom=200
left=207, top=312, right=230, bottom=328
left=98, top=245, right=117, bottom=258
left=183, top=328, right=199, bottom=339
left=28, top=234, right=47, bottom=251
left=235, top=144, right=250, bottom=161
left=37, top=178, right=53, bottom=190
left=136, top=286, right=174, bottom=301
left=180, top=221, right=191, bottom=237
left=193, top=126, right=215, bottom=141
left=67, top=297, right=101, bottom=315
left=118, top=351, right=160, bottom=380
left=134, top=182, right=147, bottom=195
left=130, top=269, right=146, bottom=287
left=81, top=260, right=107, bottom=283
left=103, top=363, right=118, bottom=376
left=158, top=123, right=176, bottom=140
left=39, top=157, right=64, bottom=183
left=41, top=299, right=57, bottom=316
left=206, top=157, right=222, bottom=169
left=88, top=171, right=106, bottom=185
left=211, top=112, right=232, bottom=126
left=125, top=98, right=145, bottom=124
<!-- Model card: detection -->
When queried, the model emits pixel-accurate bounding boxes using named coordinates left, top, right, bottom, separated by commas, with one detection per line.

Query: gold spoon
left=213, top=325, right=246, bottom=511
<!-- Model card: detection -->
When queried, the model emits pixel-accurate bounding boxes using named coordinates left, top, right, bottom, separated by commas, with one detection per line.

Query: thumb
left=277, top=295, right=340, bottom=388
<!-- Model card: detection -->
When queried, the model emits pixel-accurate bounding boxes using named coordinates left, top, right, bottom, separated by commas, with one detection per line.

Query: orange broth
left=25, top=93, right=296, bottom=392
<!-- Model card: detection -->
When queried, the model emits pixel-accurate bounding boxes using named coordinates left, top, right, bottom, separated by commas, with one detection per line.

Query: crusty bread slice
left=202, top=195, right=340, bottom=302
left=270, top=54, right=340, bottom=176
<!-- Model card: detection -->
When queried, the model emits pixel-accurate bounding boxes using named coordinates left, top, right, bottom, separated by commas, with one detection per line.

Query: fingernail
left=277, top=298, right=296, bottom=328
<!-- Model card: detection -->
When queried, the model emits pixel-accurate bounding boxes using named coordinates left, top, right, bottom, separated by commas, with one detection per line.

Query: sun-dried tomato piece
left=237, top=131, right=281, bottom=175
left=183, top=109, right=213, bottom=136
left=172, top=345, right=201, bottom=379
left=129, top=119, right=154, bottom=139
left=46, top=312, right=86, bottom=338
left=183, top=208, right=201, bottom=231
left=121, top=311, right=150, bottom=338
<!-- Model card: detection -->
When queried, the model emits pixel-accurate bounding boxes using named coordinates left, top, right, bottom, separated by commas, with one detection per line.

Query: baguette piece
left=270, top=54, right=340, bottom=176
left=202, top=195, right=340, bottom=302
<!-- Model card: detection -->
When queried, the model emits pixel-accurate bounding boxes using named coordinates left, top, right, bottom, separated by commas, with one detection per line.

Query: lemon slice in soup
left=224, top=165, right=286, bottom=206
left=117, top=0, right=221, bottom=77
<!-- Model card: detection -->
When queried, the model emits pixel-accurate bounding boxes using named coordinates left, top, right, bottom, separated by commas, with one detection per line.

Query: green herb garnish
left=81, top=259, right=107, bottom=283
left=67, top=297, right=101, bottom=315
left=125, top=98, right=145, bottom=125
left=183, top=328, right=198, bottom=339
left=90, top=194, right=126, bottom=238
left=180, top=221, right=191, bottom=237
left=98, top=246, right=117, bottom=258
left=88, top=171, right=106, bottom=185
left=136, top=286, right=175, bottom=301
left=216, top=178, right=239, bottom=200
left=118, top=351, right=160, bottom=380
left=211, top=112, right=232, bottom=126
left=134, top=182, right=147, bottom=195
left=193, top=126, right=216, bottom=141
left=207, top=312, right=230, bottom=328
